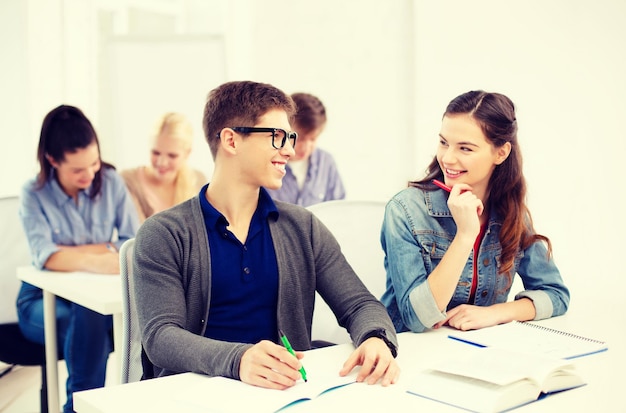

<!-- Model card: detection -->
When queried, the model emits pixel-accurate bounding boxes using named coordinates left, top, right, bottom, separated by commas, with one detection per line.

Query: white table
left=16, top=265, right=123, bottom=413
left=73, top=314, right=623, bottom=413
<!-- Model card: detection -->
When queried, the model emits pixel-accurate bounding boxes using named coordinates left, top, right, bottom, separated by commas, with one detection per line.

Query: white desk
left=73, top=314, right=623, bottom=413
left=17, top=265, right=123, bottom=413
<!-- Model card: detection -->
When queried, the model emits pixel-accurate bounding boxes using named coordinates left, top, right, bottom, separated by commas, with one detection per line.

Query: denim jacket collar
left=424, top=187, right=502, bottom=233
left=424, top=190, right=453, bottom=217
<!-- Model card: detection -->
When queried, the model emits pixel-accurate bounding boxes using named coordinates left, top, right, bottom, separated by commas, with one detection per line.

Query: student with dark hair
left=16, top=105, right=139, bottom=412
left=133, top=81, right=399, bottom=390
left=381, top=90, right=569, bottom=333
left=266, top=92, right=345, bottom=206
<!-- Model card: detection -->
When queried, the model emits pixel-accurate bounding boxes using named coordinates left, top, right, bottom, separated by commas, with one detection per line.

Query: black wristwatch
left=363, top=328, right=398, bottom=358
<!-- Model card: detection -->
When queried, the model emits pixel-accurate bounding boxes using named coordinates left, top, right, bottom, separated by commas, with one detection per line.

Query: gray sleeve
left=308, top=212, right=398, bottom=352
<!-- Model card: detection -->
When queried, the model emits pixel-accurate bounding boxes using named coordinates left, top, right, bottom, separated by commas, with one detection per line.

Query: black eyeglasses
left=229, top=127, right=298, bottom=149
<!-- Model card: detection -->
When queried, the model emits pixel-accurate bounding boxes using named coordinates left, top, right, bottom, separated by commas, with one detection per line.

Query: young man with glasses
left=132, top=80, right=399, bottom=390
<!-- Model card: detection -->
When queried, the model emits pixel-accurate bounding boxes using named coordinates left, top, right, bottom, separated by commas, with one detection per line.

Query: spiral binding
left=518, top=321, right=606, bottom=344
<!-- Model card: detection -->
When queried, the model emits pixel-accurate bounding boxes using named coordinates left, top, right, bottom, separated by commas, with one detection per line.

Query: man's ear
left=495, top=142, right=512, bottom=165
left=218, top=128, right=238, bottom=155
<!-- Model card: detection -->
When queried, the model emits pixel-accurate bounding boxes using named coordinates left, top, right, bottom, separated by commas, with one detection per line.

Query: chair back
left=0, top=196, right=32, bottom=323
left=306, top=200, right=387, bottom=345
left=119, top=238, right=143, bottom=383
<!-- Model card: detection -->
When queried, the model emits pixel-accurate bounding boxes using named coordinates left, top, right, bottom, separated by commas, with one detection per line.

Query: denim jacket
left=380, top=186, right=570, bottom=333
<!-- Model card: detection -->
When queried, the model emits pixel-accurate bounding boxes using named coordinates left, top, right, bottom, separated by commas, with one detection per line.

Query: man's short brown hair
left=203, top=81, right=296, bottom=158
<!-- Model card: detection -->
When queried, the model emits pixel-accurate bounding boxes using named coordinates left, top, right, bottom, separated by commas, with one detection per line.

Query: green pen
left=278, top=329, right=308, bottom=382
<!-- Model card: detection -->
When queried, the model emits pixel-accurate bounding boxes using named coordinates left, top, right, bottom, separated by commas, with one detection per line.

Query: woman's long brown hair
left=411, top=91, right=551, bottom=275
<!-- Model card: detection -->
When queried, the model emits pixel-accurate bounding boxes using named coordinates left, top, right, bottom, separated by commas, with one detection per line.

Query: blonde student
left=121, top=112, right=206, bottom=222
left=381, top=90, right=569, bottom=333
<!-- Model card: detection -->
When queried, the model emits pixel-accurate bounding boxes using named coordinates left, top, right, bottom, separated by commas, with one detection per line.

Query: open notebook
left=175, top=373, right=355, bottom=412
left=448, top=321, right=607, bottom=359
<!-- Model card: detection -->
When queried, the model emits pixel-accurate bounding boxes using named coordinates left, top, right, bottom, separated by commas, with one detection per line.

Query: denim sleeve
left=515, top=240, right=570, bottom=319
left=381, top=199, right=446, bottom=332
left=19, top=183, right=60, bottom=269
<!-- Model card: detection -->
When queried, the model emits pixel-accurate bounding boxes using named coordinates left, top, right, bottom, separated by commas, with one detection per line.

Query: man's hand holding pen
left=239, top=340, right=305, bottom=390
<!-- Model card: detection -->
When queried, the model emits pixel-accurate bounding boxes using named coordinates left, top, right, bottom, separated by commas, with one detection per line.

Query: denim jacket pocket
left=419, top=237, right=451, bottom=274
left=493, top=249, right=524, bottom=300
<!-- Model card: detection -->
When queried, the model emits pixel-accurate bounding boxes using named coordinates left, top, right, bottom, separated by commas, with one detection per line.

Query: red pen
left=432, top=179, right=452, bottom=192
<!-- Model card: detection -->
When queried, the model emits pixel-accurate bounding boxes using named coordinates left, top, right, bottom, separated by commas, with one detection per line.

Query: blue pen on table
left=279, top=329, right=308, bottom=382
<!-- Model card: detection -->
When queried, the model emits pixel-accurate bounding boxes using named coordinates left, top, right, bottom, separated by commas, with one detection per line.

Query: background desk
left=74, top=314, right=623, bottom=413
left=16, top=265, right=123, bottom=413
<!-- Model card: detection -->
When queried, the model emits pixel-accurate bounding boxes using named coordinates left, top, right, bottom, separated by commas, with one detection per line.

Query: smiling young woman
left=380, top=90, right=570, bottom=334
left=17, top=104, right=139, bottom=412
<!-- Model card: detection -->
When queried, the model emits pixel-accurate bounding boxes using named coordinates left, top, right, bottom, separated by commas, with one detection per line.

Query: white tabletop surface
left=17, top=265, right=122, bottom=315
left=74, top=312, right=625, bottom=413
left=17, top=265, right=124, bottom=412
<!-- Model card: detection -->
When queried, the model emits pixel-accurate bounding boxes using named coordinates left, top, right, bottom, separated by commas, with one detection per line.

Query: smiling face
left=149, top=132, right=190, bottom=183
left=49, top=143, right=101, bottom=197
left=237, top=108, right=296, bottom=190
left=437, top=113, right=510, bottom=201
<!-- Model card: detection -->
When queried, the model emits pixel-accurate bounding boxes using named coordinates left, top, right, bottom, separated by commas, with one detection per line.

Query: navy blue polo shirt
left=199, top=185, right=279, bottom=344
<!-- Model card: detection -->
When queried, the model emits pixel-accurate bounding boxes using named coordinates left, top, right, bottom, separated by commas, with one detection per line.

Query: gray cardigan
left=133, top=195, right=397, bottom=380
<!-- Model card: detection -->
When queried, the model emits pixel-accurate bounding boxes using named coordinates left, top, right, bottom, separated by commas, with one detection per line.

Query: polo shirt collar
left=199, top=185, right=279, bottom=229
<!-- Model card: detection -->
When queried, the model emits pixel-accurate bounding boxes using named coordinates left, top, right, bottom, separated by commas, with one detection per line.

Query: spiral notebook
left=448, top=321, right=608, bottom=359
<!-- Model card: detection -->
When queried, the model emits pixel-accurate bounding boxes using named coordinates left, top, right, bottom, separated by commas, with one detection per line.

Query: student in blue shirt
left=133, top=81, right=399, bottom=390
left=16, top=105, right=139, bottom=413
left=381, top=91, right=570, bottom=333
left=266, top=92, right=345, bottom=206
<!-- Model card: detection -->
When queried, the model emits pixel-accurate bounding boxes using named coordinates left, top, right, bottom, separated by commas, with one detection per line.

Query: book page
left=408, top=368, right=539, bottom=413
left=432, top=347, right=578, bottom=387
left=176, top=373, right=355, bottom=413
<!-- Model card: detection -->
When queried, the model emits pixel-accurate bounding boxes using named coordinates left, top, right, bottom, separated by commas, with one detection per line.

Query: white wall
left=0, top=0, right=33, bottom=198
left=0, top=0, right=100, bottom=197
left=246, top=0, right=416, bottom=203
left=98, top=35, right=223, bottom=177
left=0, top=0, right=416, bottom=203
left=2, top=0, right=625, bottom=297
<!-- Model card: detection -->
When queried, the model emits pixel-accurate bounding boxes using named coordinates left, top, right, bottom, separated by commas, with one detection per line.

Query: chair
left=306, top=200, right=388, bottom=345
left=0, top=196, right=30, bottom=326
left=119, top=238, right=143, bottom=384
left=0, top=195, right=64, bottom=413
left=0, top=324, right=65, bottom=413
